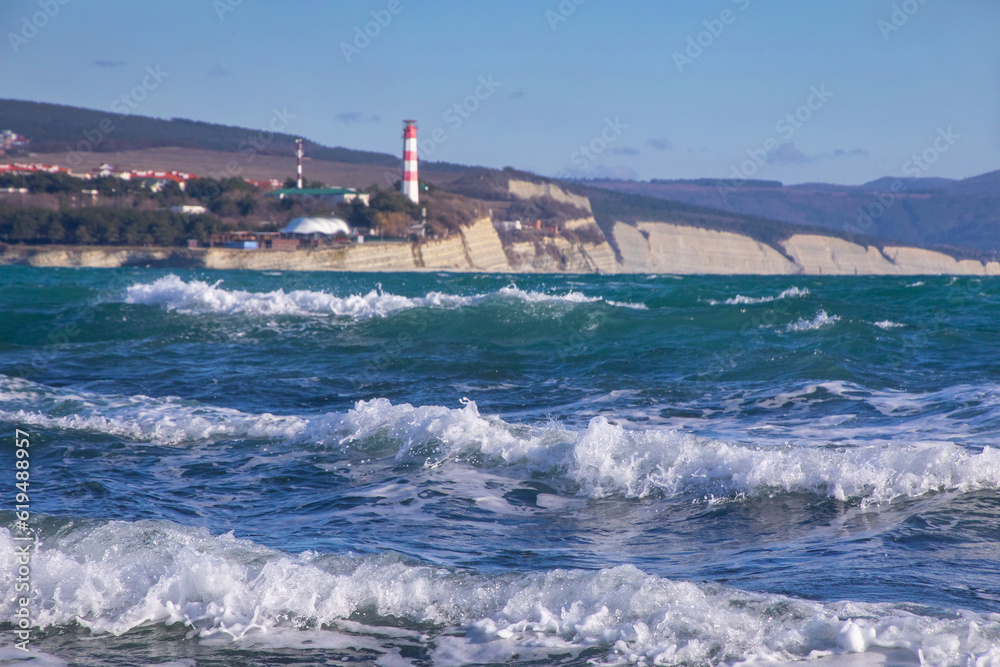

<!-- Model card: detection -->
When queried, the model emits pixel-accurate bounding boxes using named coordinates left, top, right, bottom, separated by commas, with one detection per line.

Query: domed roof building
left=280, top=217, right=350, bottom=236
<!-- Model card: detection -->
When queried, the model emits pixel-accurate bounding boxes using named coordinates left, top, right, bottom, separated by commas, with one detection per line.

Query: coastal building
left=0, top=162, right=71, bottom=175
left=170, top=205, right=208, bottom=215
left=280, top=217, right=351, bottom=237
left=0, top=130, right=29, bottom=154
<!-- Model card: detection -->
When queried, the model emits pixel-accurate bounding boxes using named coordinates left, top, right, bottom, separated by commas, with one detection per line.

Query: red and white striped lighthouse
left=402, top=120, right=418, bottom=204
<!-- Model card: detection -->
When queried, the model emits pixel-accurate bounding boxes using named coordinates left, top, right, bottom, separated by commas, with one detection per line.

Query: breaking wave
left=4, top=376, right=1000, bottom=506
left=0, top=375, right=306, bottom=446
left=122, top=275, right=646, bottom=319
left=0, top=521, right=996, bottom=666
left=707, top=286, right=810, bottom=306
left=785, top=310, right=841, bottom=332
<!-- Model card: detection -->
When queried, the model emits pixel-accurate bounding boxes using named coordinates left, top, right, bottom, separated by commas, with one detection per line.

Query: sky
left=2, top=0, right=998, bottom=185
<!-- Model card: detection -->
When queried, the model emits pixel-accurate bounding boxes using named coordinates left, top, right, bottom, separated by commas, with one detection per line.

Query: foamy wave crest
left=124, top=275, right=475, bottom=318
left=1, top=521, right=996, bottom=665
left=0, top=376, right=305, bottom=446
left=786, top=310, right=840, bottom=332
left=874, top=320, right=906, bottom=329
left=123, top=276, right=646, bottom=318
left=495, top=284, right=648, bottom=310
left=323, top=398, right=1000, bottom=505
left=5, top=377, right=999, bottom=503
left=707, top=286, right=810, bottom=306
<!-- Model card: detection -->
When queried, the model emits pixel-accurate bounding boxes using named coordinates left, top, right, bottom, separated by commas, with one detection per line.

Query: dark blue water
left=1, top=267, right=998, bottom=666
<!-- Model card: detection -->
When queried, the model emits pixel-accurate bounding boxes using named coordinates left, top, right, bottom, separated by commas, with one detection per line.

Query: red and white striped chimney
left=295, top=138, right=304, bottom=189
left=402, top=120, right=418, bottom=203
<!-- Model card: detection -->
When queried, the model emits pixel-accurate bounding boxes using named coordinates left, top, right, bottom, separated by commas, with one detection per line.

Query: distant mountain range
left=3, top=98, right=998, bottom=255
left=579, top=172, right=1000, bottom=254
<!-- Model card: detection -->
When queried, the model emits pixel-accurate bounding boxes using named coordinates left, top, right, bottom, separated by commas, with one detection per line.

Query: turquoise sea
left=1, top=267, right=999, bottom=665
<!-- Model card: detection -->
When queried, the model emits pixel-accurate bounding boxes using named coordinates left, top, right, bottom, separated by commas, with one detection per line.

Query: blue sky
left=2, top=0, right=998, bottom=184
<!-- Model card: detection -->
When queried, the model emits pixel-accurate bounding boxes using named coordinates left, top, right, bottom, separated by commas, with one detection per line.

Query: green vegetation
left=443, top=166, right=568, bottom=201
left=504, top=196, right=590, bottom=226
left=0, top=205, right=222, bottom=246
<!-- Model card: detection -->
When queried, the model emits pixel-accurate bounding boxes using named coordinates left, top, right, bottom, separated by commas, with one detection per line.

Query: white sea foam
left=786, top=310, right=841, bottom=332
left=873, top=320, right=906, bottom=329
left=0, top=375, right=306, bottom=446
left=124, top=274, right=475, bottom=318
left=123, top=275, right=646, bottom=318
left=0, top=521, right=996, bottom=665
left=4, top=376, right=1000, bottom=504
left=327, top=398, right=1000, bottom=504
left=642, top=380, right=1000, bottom=452
left=707, top=286, right=810, bottom=306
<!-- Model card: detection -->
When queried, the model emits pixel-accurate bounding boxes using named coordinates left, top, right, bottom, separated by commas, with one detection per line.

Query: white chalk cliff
left=2, top=183, right=997, bottom=275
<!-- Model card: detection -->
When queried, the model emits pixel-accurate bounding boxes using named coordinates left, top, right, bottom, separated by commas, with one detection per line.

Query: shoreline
left=3, top=240, right=999, bottom=276
left=3, top=214, right=999, bottom=276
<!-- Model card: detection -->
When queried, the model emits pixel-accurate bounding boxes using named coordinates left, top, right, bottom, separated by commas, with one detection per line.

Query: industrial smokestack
left=402, top=120, right=418, bottom=204
left=295, top=138, right=304, bottom=189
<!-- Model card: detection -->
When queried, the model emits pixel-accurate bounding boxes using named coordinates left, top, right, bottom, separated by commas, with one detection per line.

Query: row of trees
left=0, top=175, right=494, bottom=246
left=0, top=172, right=126, bottom=196
left=0, top=205, right=223, bottom=246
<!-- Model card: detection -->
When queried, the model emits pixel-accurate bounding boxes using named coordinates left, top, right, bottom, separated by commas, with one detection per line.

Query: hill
left=4, top=98, right=998, bottom=265
left=584, top=171, right=1000, bottom=253
left=0, top=98, right=401, bottom=166
left=580, top=173, right=1000, bottom=254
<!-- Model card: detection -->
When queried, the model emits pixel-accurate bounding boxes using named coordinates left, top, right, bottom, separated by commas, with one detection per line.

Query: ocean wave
left=7, top=376, right=998, bottom=505
left=707, top=286, right=810, bottom=306
left=122, top=275, right=646, bottom=318
left=124, top=274, right=475, bottom=318
left=0, top=375, right=306, bottom=446
left=785, top=310, right=840, bottom=332
left=873, top=320, right=906, bottom=329
left=328, top=398, right=1000, bottom=505
left=1, top=520, right=996, bottom=665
